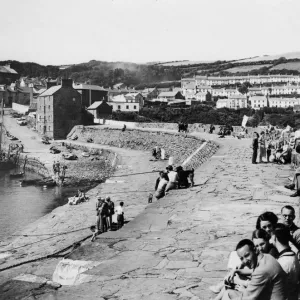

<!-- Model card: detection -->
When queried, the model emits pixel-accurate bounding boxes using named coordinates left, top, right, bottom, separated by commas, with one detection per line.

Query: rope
left=0, top=226, right=91, bottom=253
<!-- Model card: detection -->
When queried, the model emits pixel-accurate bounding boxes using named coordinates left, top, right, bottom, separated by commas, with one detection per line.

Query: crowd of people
left=210, top=206, right=300, bottom=300
left=251, top=125, right=299, bottom=165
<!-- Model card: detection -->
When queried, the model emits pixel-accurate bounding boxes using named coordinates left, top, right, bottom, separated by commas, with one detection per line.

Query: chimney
left=29, top=83, right=34, bottom=107
left=5, top=64, right=10, bottom=69
left=46, top=80, right=57, bottom=89
left=61, top=79, right=73, bottom=88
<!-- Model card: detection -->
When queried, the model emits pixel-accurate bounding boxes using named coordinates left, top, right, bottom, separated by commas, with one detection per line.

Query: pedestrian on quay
left=258, top=131, right=266, bottom=163
left=105, top=196, right=114, bottom=231
left=251, top=132, right=259, bottom=164
left=91, top=197, right=109, bottom=242
left=91, top=197, right=103, bottom=242
left=115, top=201, right=125, bottom=229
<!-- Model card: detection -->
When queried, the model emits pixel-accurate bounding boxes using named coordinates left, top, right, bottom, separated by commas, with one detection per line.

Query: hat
left=105, top=196, right=111, bottom=201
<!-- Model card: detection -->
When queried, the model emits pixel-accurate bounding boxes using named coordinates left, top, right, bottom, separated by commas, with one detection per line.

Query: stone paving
left=0, top=135, right=299, bottom=300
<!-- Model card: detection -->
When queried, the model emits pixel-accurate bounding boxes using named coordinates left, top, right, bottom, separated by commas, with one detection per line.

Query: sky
left=1, top=0, right=300, bottom=65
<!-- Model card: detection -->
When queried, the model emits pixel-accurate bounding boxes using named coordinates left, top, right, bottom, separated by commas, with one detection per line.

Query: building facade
left=0, top=65, right=18, bottom=85
left=250, top=96, right=268, bottom=109
left=268, top=97, right=300, bottom=108
left=73, top=83, right=108, bottom=107
left=36, top=79, right=82, bottom=139
left=216, top=95, right=247, bottom=110
left=108, top=94, right=140, bottom=112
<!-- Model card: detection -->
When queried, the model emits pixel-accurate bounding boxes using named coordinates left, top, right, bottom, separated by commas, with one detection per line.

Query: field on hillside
left=224, top=64, right=272, bottom=73
left=237, top=52, right=300, bottom=63
left=159, top=60, right=214, bottom=66
left=270, top=62, right=300, bottom=71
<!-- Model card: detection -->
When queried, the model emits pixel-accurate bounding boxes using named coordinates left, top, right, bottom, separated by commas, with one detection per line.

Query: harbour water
left=0, top=169, right=80, bottom=241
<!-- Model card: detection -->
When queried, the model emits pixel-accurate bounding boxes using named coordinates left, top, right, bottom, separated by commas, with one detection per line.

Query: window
left=134, top=105, right=136, bottom=109
left=48, top=105, right=50, bottom=110
left=126, top=105, right=129, bottom=109
left=48, top=126, right=51, bottom=131
left=118, top=105, right=121, bottom=110
left=48, top=115, right=51, bottom=121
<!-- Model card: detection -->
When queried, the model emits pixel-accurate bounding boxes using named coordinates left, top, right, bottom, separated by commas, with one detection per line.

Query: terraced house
left=182, top=74, right=300, bottom=89
left=36, top=79, right=82, bottom=139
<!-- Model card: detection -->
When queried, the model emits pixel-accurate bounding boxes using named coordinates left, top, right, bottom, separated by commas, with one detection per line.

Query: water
left=0, top=169, right=80, bottom=241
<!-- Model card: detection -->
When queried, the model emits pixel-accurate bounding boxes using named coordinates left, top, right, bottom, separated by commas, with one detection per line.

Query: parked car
left=17, top=120, right=27, bottom=126
left=62, top=153, right=78, bottom=160
left=49, top=146, right=61, bottom=154
left=28, top=112, right=36, bottom=119
left=41, top=136, right=51, bottom=144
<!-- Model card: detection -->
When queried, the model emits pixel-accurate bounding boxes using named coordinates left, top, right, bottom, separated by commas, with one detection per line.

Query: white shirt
left=115, top=205, right=123, bottom=215
left=168, top=171, right=179, bottom=183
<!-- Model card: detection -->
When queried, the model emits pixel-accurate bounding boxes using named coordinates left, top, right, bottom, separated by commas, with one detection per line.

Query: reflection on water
left=0, top=169, right=80, bottom=241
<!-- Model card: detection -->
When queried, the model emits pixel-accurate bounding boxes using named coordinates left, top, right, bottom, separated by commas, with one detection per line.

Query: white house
left=216, top=99, right=228, bottom=108
left=269, top=97, right=300, bottom=108
left=227, top=94, right=248, bottom=109
left=195, top=92, right=207, bottom=102
left=250, top=96, right=268, bottom=109
left=108, top=94, right=140, bottom=112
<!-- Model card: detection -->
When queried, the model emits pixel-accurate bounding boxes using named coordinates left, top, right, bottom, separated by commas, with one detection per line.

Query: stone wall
left=103, top=120, right=265, bottom=136
left=69, top=126, right=218, bottom=168
left=183, top=141, right=219, bottom=170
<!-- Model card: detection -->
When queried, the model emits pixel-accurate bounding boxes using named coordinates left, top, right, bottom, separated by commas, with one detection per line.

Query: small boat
left=0, top=161, right=15, bottom=170
left=9, top=172, right=24, bottom=178
left=20, top=178, right=56, bottom=187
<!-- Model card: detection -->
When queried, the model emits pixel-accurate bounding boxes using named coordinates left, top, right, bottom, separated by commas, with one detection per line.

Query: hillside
left=2, top=51, right=300, bottom=89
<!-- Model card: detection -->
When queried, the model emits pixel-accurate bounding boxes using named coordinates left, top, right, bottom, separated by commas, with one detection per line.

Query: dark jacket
left=253, top=137, right=258, bottom=149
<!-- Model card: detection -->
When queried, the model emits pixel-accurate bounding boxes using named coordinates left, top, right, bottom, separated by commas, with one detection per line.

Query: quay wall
left=101, top=119, right=266, bottom=136
left=68, top=126, right=219, bottom=169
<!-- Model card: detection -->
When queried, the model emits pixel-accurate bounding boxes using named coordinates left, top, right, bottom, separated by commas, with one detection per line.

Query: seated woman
left=274, top=139, right=284, bottom=162
left=256, top=211, right=278, bottom=237
left=154, top=173, right=168, bottom=199
left=278, top=143, right=292, bottom=164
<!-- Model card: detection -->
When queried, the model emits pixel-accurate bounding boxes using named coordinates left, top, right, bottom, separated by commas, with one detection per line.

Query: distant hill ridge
left=1, top=51, right=300, bottom=88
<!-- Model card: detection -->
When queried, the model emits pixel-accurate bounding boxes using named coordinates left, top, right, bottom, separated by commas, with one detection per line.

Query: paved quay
left=1, top=133, right=298, bottom=300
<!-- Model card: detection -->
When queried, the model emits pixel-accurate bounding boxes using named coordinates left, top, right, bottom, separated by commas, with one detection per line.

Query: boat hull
left=0, top=161, right=15, bottom=170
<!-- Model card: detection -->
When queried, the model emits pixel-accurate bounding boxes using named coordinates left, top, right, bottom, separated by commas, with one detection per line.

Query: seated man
left=280, top=205, right=300, bottom=252
left=270, top=223, right=300, bottom=300
left=176, top=166, right=194, bottom=188
left=223, top=239, right=287, bottom=300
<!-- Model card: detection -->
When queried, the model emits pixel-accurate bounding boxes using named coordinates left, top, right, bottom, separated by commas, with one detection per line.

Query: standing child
left=115, top=202, right=125, bottom=229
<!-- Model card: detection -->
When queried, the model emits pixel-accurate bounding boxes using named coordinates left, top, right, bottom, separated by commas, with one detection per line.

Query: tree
left=238, top=83, right=249, bottom=95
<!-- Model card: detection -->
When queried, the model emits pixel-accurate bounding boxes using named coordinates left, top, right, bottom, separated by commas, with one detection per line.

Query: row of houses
left=216, top=95, right=300, bottom=110
left=249, top=96, right=300, bottom=109
left=248, top=85, right=300, bottom=96
left=182, top=74, right=300, bottom=88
